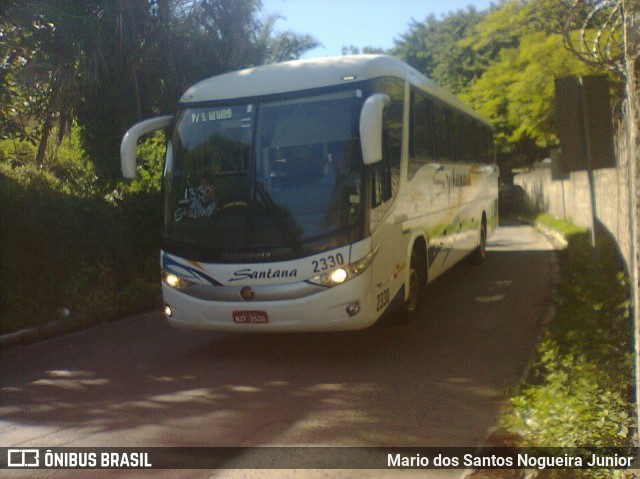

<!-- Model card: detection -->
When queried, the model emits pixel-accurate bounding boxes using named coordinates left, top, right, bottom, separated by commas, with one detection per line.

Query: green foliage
left=117, top=132, right=166, bottom=196
left=392, top=7, right=488, bottom=94
left=508, top=343, right=633, bottom=447
left=460, top=27, right=601, bottom=156
left=535, top=213, right=587, bottom=238
left=458, top=0, right=567, bottom=54
left=0, top=0, right=320, bottom=333
left=0, top=7, right=48, bottom=144
left=501, top=232, right=635, bottom=478
left=45, top=127, right=100, bottom=196
left=1, top=0, right=319, bottom=186
left=1, top=127, right=99, bottom=196
left=1, top=166, right=106, bottom=332
left=0, top=160, right=161, bottom=334
left=393, top=0, right=611, bottom=163
left=0, top=139, right=38, bottom=167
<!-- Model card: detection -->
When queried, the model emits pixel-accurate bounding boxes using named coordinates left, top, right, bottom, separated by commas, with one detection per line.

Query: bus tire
left=402, top=249, right=426, bottom=322
left=471, top=215, right=487, bottom=264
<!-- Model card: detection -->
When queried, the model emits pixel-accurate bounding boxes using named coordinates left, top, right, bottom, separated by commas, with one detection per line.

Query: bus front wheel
left=403, top=249, right=426, bottom=321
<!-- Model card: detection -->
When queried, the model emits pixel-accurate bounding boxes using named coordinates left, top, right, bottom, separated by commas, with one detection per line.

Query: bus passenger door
left=368, top=96, right=403, bottom=318
left=361, top=80, right=404, bottom=318
left=369, top=161, right=402, bottom=317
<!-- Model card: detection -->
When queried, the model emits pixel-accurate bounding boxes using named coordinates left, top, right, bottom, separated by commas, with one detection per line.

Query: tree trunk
left=35, top=114, right=52, bottom=167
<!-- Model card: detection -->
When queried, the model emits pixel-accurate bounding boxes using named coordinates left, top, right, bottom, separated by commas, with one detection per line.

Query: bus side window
left=386, top=89, right=402, bottom=198
left=371, top=160, right=391, bottom=208
left=467, top=119, right=478, bottom=163
left=410, top=89, right=438, bottom=162
left=449, top=110, right=464, bottom=163
left=480, top=125, right=495, bottom=163
left=385, top=102, right=402, bottom=172
left=433, top=102, right=451, bottom=163
left=455, top=113, right=469, bottom=163
left=372, top=92, right=402, bottom=207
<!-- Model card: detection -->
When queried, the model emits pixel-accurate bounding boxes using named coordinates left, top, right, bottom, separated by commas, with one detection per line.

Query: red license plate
left=232, top=311, right=269, bottom=324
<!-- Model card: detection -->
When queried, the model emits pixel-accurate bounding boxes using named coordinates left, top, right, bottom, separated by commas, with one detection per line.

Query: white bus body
left=121, top=55, right=498, bottom=332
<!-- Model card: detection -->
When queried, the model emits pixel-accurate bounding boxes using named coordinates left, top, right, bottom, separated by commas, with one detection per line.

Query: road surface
left=0, top=222, right=558, bottom=478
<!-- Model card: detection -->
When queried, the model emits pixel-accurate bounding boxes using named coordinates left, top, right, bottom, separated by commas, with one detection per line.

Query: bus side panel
left=405, top=159, right=458, bottom=282
left=404, top=161, right=498, bottom=282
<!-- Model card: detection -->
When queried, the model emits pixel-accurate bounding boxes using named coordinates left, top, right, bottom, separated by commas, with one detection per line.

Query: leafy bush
left=0, top=128, right=100, bottom=196
left=45, top=127, right=100, bottom=197
left=0, top=138, right=38, bottom=167
left=501, top=232, right=635, bottom=478
left=0, top=132, right=164, bottom=334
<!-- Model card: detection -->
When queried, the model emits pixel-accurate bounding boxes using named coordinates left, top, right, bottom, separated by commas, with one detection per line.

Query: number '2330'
left=312, top=253, right=345, bottom=273
left=376, top=288, right=390, bottom=311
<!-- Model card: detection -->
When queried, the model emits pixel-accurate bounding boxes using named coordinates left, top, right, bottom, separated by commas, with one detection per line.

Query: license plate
left=232, top=311, right=269, bottom=324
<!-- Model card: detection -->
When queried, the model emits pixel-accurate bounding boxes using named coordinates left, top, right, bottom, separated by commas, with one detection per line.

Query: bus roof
left=180, top=54, right=489, bottom=125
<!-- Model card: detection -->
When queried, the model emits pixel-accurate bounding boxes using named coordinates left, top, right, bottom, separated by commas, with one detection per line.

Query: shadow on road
left=0, top=223, right=558, bottom=456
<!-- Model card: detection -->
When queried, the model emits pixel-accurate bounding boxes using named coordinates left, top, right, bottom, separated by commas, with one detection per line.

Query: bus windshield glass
left=163, top=90, right=364, bottom=260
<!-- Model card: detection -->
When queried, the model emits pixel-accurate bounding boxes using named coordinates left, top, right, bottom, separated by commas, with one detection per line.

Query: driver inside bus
left=321, top=153, right=337, bottom=184
left=324, top=143, right=361, bottom=227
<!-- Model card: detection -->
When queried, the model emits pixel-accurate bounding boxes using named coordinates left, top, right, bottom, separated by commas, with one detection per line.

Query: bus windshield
left=163, top=90, right=364, bottom=261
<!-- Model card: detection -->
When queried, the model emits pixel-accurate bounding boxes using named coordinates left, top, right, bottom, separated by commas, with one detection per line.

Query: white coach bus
left=121, top=55, right=498, bottom=332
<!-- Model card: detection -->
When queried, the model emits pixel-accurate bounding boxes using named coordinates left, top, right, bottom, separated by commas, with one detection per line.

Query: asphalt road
left=0, top=222, right=558, bottom=478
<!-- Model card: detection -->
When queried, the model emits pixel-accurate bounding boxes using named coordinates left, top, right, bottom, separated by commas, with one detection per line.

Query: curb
left=535, top=223, right=568, bottom=250
left=0, top=310, right=159, bottom=350
left=1, top=297, right=163, bottom=350
left=0, top=318, right=87, bottom=349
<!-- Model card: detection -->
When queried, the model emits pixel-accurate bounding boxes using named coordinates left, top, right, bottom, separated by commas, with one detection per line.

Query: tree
left=81, top=0, right=318, bottom=184
left=392, top=7, right=488, bottom=93
left=0, top=10, right=29, bottom=143
left=1, top=0, right=319, bottom=186
left=458, top=0, right=606, bottom=161
left=393, top=0, right=606, bottom=162
left=0, top=2, right=79, bottom=163
left=457, top=0, right=570, bottom=54
left=460, top=31, right=598, bottom=156
left=250, top=12, right=319, bottom=64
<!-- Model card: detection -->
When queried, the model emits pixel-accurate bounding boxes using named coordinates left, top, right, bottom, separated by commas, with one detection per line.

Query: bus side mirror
left=359, top=93, right=390, bottom=165
left=120, top=115, right=173, bottom=178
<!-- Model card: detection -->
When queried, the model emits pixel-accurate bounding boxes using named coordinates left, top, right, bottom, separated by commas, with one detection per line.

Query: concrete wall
left=514, top=106, right=639, bottom=274
left=514, top=158, right=633, bottom=271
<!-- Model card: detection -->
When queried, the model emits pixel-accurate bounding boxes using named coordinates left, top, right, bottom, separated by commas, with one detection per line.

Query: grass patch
left=495, top=227, right=636, bottom=478
left=535, top=213, right=587, bottom=238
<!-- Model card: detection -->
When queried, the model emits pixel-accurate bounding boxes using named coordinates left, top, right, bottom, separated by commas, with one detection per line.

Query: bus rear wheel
left=471, top=216, right=487, bottom=264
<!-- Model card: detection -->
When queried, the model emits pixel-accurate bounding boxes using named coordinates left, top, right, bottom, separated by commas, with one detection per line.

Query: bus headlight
left=162, top=270, right=194, bottom=290
left=307, top=248, right=378, bottom=288
left=330, top=268, right=348, bottom=284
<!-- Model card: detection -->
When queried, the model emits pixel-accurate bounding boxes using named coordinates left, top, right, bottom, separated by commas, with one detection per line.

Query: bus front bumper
left=160, top=272, right=377, bottom=332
